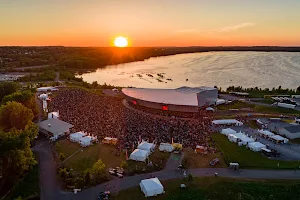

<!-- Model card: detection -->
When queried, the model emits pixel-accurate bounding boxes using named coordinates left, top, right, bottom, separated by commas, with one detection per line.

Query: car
left=97, top=191, right=110, bottom=200
left=108, top=168, right=124, bottom=178
left=210, top=158, right=219, bottom=166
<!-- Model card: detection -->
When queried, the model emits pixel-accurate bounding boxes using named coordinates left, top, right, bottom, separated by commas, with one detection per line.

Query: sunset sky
left=1, top=0, right=300, bottom=47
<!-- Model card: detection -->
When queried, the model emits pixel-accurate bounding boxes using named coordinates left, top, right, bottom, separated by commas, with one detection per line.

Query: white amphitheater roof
left=122, top=87, right=215, bottom=106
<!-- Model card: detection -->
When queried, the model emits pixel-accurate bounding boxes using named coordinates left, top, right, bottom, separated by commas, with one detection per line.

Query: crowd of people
left=49, top=88, right=216, bottom=152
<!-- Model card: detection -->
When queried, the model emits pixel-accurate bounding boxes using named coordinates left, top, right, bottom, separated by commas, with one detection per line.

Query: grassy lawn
left=56, top=139, right=124, bottom=173
left=5, top=165, right=39, bottom=200
left=212, top=133, right=300, bottom=169
left=126, top=150, right=170, bottom=175
left=290, top=138, right=300, bottom=144
left=183, top=148, right=227, bottom=168
left=217, top=101, right=300, bottom=115
left=252, top=99, right=274, bottom=104
left=111, top=177, right=300, bottom=200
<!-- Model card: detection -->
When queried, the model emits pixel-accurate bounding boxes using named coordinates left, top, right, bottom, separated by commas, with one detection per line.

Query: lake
left=78, top=51, right=300, bottom=89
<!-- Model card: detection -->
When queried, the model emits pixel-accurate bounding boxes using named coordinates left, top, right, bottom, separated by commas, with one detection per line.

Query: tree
left=90, top=160, right=106, bottom=176
left=296, top=86, right=300, bottom=94
left=59, top=153, right=66, bottom=161
left=2, top=90, right=39, bottom=116
left=120, top=160, right=128, bottom=169
left=0, top=82, right=19, bottom=101
left=0, top=101, right=34, bottom=131
left=92, top=81, right=98, bottom=89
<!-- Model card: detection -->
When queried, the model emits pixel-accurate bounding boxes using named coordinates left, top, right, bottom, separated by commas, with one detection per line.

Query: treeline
left=225, top=85, right=300, bottom=97
left=0, top=82, right=39, bottom=197
left=2, top=46, right=300, bottom=69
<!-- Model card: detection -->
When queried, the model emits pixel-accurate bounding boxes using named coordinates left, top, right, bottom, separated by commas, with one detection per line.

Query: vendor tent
left=212, top=119, right=243, bottom=126
left=138, top=142, right=155, bottom=152
left=248, top=142, right=266, bottom=152
left=70, top=132, right=85, bottom=142
left=159, top=143, right=174, bottom=152
left=39, top=94, right=48, bottom=100
left=228, top=134, right=238, bottom=143
left=221, top=128, right=236, bottom=136
left=79, top=136, right=93, bottom=147
left=140, top=178, right=164, bottom=197
left=258, top=129, right=275, bottom=138
left=271, top=135, right=289, bottom=144
left=235, top=132, right=254, bottom=145
left=130, top=149, right=149, bottom=162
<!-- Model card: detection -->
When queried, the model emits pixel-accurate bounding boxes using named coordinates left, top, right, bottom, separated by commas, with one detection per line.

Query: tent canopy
left=221, top=128, right=237, bottom=136
left=159, top=143, right=174, bottom=152
left=271, top=135, right=289, bottom=143
left=130, top=149, right=149, bottom=162
left=138, top=142, right=155, bottom=152
left=140, top=178, right=164, bottom=197
left=70, top=132, right=85, bottom=142
left=212, top=119, right=243, bottom=126
left=248, top=142, right=266, bottom=152
left=259, top=129, right=275, bottom=137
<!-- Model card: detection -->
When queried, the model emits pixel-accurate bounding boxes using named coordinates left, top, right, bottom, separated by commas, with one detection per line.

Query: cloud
left=219, top=23, right=256, bottom=32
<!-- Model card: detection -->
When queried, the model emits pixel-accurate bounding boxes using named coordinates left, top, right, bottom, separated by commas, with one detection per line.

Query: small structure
left=221, top=128, right=236, bottom=136
left=228, top=134, right=239, bottom=143
left=159, top=143, right=174, bottom=152
left=212, top=119, right=243, bottom=126
left=229, top=163, right=239, bottom=170
left=70, top=132, right=85, bottom=142
left=102, top=137, right=118, bottom=145
left=258, top=129, right=275, bottom=138
left=38, top=118, right=73, bottom=140
left=112, top=88, right=119, bottom=92
left=37, top=86, right=58, bottom=92
left=195, top=145, right=206, bottom=154
left=172, top=143, right=183, bottom=150
left=278, top=125, right=300, bottom=139
left=130, top=149, right=149, bottom=162
left=248, top=142, right=266, bottom=152
left=206, top=107, right=215, bottom=112
left=39, top=93, right=48, bottom=100
left=277, top=102, right=296, bottom=110
left=48, top=111, right=59, bottom=119
left=270, top=135, right=289, bottom=144
left=137, top=142, right=155, bottom=153
left=215, top=99, right=226, bottom=105
left=140, top=178, right=164, bottom=197
left=79, top=136, right=93, bottom=147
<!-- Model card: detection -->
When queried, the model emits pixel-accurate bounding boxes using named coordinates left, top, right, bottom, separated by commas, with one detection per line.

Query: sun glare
left=114, top=36, right=128, bottom=47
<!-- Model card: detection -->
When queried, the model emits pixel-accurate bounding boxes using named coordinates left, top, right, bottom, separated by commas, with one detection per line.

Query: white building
left=248, top=142, right=266, bottom=152
left=159, top=143, right=174, bottom=152
left=221, top=128, right=237, bottom=136
left=212, top=119, right=243, bottom=126
left=137, top=142, right=155, bottom=153
left=279, top=125, right=300, bottom=139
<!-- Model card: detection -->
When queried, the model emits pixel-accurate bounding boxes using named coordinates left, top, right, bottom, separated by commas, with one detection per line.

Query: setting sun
left=114, top=36, right=128, bottom=47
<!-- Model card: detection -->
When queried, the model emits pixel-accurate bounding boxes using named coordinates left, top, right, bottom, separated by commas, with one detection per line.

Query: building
left=278, top=125, right=300, bottom=139
left=122, top=86, right=218, bottom=113
left=38, top=118, right=73, bottom=140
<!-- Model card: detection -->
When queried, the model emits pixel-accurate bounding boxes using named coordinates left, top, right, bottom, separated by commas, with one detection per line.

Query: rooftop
left=122, top=87, right=216, bottom=106
left=284, top=125, right=300, bottom=133
left=38, top=118, right=73, bottom=134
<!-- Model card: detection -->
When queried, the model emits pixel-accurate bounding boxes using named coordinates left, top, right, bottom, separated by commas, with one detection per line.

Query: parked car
left=97, top=191, right=110, bottom=200
left=210, top=158, right=219, bottom=166
left=108, top=168, right=124, bottom=178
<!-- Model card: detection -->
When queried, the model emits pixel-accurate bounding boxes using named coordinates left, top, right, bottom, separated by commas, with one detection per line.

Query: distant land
left=1, top=46, right=300, bottom=71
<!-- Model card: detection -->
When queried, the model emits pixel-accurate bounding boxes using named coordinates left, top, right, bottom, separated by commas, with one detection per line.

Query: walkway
left=61, top=168, right=300, bottom=200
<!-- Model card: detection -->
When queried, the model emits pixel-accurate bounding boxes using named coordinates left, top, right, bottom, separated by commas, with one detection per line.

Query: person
left=214, top=172, right=218, bottom=177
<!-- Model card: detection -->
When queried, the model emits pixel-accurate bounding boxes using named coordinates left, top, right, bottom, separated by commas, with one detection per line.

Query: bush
left=188, top=174, right=193, bottom=181
left=59, top=153, right=66, bottom=162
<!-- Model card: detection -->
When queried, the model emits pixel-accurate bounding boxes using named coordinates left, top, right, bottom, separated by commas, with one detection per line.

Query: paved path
left=59, top=168, right=300, bottom=200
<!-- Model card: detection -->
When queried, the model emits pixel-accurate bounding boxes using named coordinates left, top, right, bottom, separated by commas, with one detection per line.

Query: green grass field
left=217, top=101, right=300, bottom=115
left=56, top=139, right=124, bottom=173
left=252, top=99, right=274, bottom=104
left=111, top=177, right=300, bottom=200
left=212, top=133, right=300, bottom=169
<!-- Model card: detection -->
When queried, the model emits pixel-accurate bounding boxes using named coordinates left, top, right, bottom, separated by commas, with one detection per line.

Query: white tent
left=248, top=142, right=266, bottom=152
left=235, top=132, right=255, bottom=145
left=48, top=111, right=59, bottom=119
left=130, top=149, right=149, bottom=162
left=212, top=119, right=243, bottom=126
left=70, top=132, right=85, bottom=142
left=271, top=135, right=289, bottom=144
left=221, top=128, right=236, bottom=136
left=258, top=129, right=275, bottom=138
left=216, top=99, right=226, bottom=105
left=39, top=93, right=48, bottom=100
left=228, top=134, right=239, bottom=143
left=37, top=87, right=58, bottom=92
left=140, top=178, right=164, bottom=197
left=137, top=142, right=155, bottom=152
left=206, top=107, right=215, bottom=112
left=79, top=136, right=92, bottom=147
left=159, top=143, right=174, bottom=152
